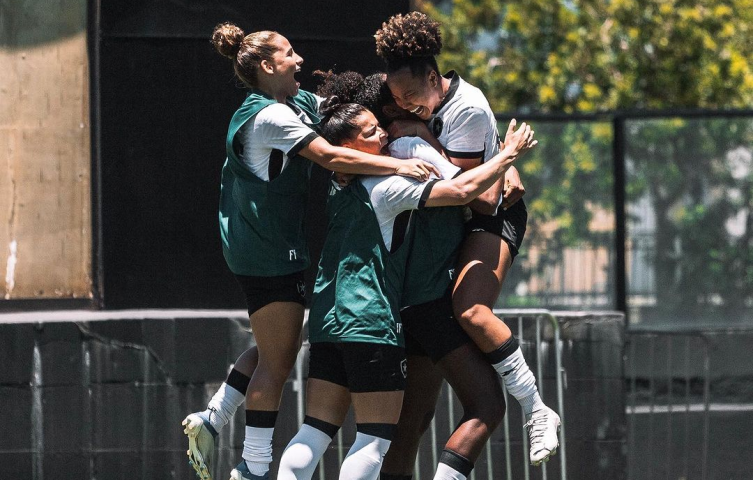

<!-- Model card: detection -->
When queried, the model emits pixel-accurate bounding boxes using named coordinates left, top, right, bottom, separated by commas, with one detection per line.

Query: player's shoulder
left=255, top=102, right=300, bottom=125
left=452, top=77, right=494, bottom=116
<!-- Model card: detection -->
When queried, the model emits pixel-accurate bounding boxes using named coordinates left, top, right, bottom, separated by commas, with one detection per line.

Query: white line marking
left=627, top=403, right=753, bottom=414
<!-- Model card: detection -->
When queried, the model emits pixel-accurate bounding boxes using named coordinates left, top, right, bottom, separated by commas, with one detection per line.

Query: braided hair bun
left=318, top=95, right=343, bottom=118
left=212, top=22, right=245, bottom=59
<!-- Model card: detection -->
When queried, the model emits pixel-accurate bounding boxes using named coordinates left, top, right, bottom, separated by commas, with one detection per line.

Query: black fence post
left=88, top=0, right=104, bottom=308
left=613, top=115, right=628, bottom=320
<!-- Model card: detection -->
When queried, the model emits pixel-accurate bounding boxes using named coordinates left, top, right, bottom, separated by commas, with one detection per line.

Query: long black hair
left=318, top=97, right=368, bottom=146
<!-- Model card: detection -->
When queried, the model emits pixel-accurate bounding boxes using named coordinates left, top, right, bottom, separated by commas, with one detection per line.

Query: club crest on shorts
left=400, top=358, right=408, bottom=378
left=296, top=281, right=306, bottom=297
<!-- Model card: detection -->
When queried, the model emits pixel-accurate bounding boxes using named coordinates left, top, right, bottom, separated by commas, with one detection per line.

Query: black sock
left=246, top=409, right=278, bottom=428
left=226, top=368, right=251, bottom=394
left=439, top=449, right=474, bottom=477
left=484, top=335, right=519, bottom=365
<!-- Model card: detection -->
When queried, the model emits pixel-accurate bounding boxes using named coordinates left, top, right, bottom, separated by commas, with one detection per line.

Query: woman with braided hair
left=375, top=12, right=561, bottom=477
left=180, top=23, right=442, bottom=480
left=276, top=71, right=536, bottom=480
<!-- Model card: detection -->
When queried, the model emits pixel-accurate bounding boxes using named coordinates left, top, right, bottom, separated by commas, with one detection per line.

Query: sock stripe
left=245, top=409, right=278, bottom=428
left=356, top=422, right=396, bottom=440
left=484, top=336, right=519, bottom=364
left=304, top=415, right=340, bottom=439
left=380, top=474, right=413, bottom=480
left=226, top=368, right=251, bottom=394
left=439, top=449, right=474, bottom=476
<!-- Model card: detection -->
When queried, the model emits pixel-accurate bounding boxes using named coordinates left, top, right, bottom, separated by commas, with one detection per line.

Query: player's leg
left=380, top=354, right=444, bottom=479
left=432, top=343, right=506, bottom=479
left=453, top=205, right=560, bottom=465
left=340, top=343, right=406, bottom=480
left=278, top=361, right=351, bottom=480
left=183, top=347, right=258, bottom=480
left=230, top=300, right=305, bottom=480
left=401, top=294, right=505, bottom=479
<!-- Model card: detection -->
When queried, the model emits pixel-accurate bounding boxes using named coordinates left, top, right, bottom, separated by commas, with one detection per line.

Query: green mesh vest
left=219, top=89, right=320, bottom=276
left=401, top=206, right=466, bottom=307
left=309, top=180, right=413, bottom=347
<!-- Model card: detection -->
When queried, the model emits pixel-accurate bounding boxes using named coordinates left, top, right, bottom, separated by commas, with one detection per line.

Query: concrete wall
left=0, top=310, right=626, bottom=480
left=0, top=0, right=92, bottom=300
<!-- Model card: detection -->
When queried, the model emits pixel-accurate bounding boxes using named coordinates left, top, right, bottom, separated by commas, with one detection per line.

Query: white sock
left=206, top=382, right=246, bottom=431
left=243, top=426, right=275, bottom=476
left=492, top=347, right=546, bottom=418
left=277, top=424, right=333, bottom=480
left=338, top=432, right=392, bottom=480
left=433, top=463, right=467, bottom=480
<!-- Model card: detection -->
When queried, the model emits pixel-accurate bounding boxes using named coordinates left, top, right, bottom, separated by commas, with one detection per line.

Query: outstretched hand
left=395, top=159, right=442, bottom=182
left=502, top=119, right=537, bottom=158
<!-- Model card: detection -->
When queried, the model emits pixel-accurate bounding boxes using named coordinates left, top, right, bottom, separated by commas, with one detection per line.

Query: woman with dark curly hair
left=180, top=23, right=442, bottom=480
left=375, top=11, right=561, bottom=476
left=276, top=72, right=535, bottom=480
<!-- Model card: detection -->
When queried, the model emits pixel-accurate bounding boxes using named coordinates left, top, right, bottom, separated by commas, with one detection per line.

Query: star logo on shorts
left=296, top=281, right=306, bottom=297
left=400, top=359, right=408, bottom=378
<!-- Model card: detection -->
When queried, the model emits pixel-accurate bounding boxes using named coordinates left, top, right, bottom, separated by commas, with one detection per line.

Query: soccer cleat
left=182, top=410, right=219, bottom=480
left=229, top=461, right=269, bottom=480
left=525, top=406, right=561, bottom=466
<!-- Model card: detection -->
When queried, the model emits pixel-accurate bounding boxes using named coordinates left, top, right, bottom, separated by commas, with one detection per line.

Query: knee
left=255, top=356, right=298, bottom=384
left=457, top=304, right=493, bottom=328
left=468, top=397, right=505, bottom=430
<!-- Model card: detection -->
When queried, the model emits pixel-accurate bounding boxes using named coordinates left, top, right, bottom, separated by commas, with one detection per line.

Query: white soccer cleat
left=182, top=411, right=218, bottom=480
left=525, top=406, right=561, bottom=466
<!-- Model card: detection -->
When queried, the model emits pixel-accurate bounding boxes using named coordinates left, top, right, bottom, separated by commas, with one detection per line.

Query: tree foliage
left=419, top=0, right=753, bottom=321
left=419, top=0, right=753, bottom=112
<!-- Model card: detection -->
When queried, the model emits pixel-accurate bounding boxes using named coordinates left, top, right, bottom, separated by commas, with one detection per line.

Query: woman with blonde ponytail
left=181, top=23, right=440, bottom=480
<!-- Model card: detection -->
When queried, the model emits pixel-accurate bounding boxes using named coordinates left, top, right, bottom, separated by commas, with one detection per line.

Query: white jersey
left=428, top=72, right=501, bottom=163
left=236, top=95, right=325, bottom=181
left=356, top=137, right=461, bottom=251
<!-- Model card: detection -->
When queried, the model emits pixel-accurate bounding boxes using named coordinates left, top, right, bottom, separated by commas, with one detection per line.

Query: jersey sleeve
left=388, top=137, right=462, bottom=181
left=254, top=103, right=319, bottom=158
left=443, top=106, right=487, bottom=159
left=369, top=176, right=437, bottom=221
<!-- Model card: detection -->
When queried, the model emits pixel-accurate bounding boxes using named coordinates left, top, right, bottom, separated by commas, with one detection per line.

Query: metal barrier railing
left=625, top=330, right=711, bottom=480
left=293, top=309, right=567, bottom=480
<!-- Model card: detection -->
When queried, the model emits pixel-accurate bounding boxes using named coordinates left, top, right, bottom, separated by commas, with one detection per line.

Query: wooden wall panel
left=0, top=2, right=91, bottom=300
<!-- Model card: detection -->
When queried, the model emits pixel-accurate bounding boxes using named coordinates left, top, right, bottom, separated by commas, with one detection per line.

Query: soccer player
left=375, top=12, right=561, bottom=468
left=276, top=82, right=535, bottom=479
left=181, top=23, right=440, bottom=480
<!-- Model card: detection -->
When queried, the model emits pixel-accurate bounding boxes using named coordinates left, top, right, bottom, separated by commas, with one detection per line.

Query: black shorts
left=466, top=198, right=528, bottom=258
left=307, top=342, right=406, bottom=393
left=402, top=293, right=472, bottom=364
left=234, top=271, right=306, bottom=316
